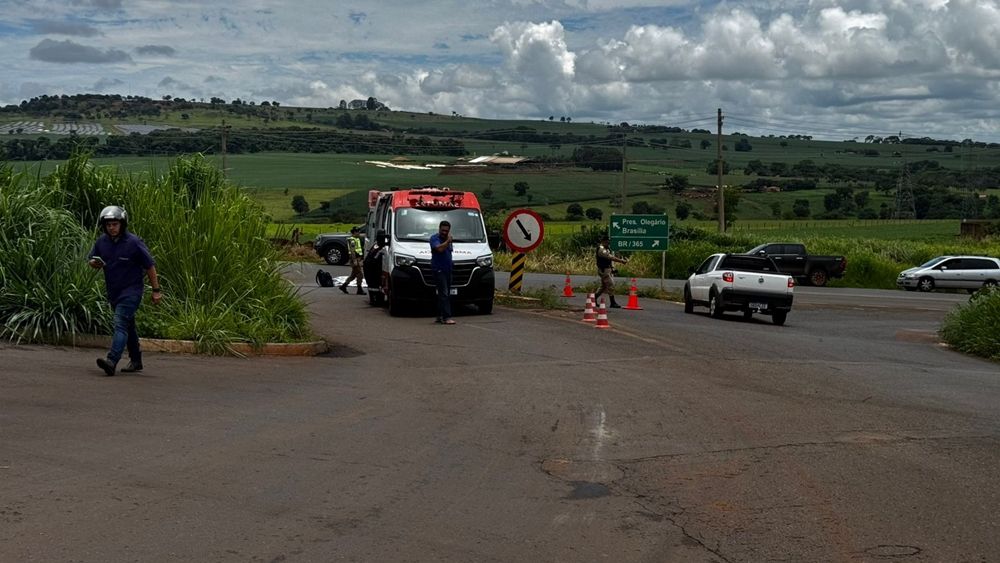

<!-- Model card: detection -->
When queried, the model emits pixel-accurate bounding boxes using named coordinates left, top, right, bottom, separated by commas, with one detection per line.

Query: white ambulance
left=363, top=187, right=494, bottom=316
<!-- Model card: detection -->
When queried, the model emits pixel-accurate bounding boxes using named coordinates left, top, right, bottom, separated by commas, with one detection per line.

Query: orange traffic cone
left=595, top=297, right=610, bottom=329
left=623, top=278, right=643, bottom=310
left=582, top=293, right=596, bottom=323
left=562, top=272, right=574, bottom=297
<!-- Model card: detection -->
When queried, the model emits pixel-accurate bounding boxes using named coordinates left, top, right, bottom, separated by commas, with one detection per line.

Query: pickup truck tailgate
left=732, top=272, right=792, bottom=295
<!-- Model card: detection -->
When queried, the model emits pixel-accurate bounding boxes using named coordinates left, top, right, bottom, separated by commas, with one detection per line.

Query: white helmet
left=98, top=205, right=128, bottom=233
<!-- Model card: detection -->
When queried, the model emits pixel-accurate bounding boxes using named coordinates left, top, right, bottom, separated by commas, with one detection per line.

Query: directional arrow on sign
left=652, top=240, right=660, bottom=248
left=516, top=218, right=532, bottom=241
left=612, top=221, right=620, bottom=229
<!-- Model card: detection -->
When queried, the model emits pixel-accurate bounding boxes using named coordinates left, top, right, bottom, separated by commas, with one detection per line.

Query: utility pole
left=717, top=108, right=725, bottom=232
left=220, top=119, right=229, bottom=178
left=621, top=132, right=628, bottom=212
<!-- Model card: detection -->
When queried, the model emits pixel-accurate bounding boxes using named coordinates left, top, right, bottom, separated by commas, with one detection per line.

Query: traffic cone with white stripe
left=623, top=278, right=643, bottom=310
left=582, top=293, right=596, bottom=323
left=595, top=297, right=610, bottom=329
left=562, top=272, right=575, bottom=297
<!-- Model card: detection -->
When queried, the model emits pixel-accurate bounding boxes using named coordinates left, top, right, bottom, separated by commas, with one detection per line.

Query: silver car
left=897, top=255, right=1000, bottom=292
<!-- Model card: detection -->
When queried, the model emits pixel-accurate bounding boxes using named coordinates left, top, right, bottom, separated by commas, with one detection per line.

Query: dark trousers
left=108, top=294, right=142, bottom=364
left=433, top=269, right=453, bottom=321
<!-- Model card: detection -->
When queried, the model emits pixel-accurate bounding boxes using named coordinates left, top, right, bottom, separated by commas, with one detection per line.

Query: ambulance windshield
left=394, top=208, right=486, bottom=243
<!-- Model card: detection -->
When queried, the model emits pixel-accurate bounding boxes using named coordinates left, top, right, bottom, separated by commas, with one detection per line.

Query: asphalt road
left=2, top=264, right=997, bottom=562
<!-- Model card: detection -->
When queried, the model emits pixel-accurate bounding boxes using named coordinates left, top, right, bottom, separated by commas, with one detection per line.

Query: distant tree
left=675, top=201, right=692, bottom=221
left=549, top=116, right=554, bottom=121
left=744, top=159, right=767, bottom=175
left=339, top=100, right=347, bottom=109
left=585, top=207, right=603, bottom=220
left=663, top=174, right=689, bottom=194
left=770, top=202, right=782, bottom=218
left=714, top=187, right=740, bottom=226
left=792, top=199, right=811, bottom=218
left=700, top=139, right=711, bottom=150
left=734, top=137, right=753, bottom=152
left=366, top=96, right=378, bottom=110
left=335, top=113, right=354, bottom=128
left=566, top=203, right=584, bottom=218
left=573, top=146, right=623, bottom=172
left=291, top=195, right=309, bottom=214
left=854, top=190, right=870, bottom=209
left=779, top=140, right=789, bottom=148
left=513, top=181, right=530, bottom=197
left=632, top=201, right=664, bottom=215
left=482, top=187, right=494, bottom=200
left=705, top=159, right=731, bottom=175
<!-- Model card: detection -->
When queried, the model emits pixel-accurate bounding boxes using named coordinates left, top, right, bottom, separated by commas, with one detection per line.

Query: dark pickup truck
left=313, top=227, right=363, bottom=265
left=745, top=243, right=847, bottom=286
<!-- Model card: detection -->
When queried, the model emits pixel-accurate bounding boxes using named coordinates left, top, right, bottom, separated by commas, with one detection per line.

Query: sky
left=3, top=0, right=1000, bottom=142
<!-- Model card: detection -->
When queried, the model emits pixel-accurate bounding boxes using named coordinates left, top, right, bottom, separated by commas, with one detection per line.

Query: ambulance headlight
left=476, top=255, right=493, bottom=268
left=394, top=254, right=416, bottom=267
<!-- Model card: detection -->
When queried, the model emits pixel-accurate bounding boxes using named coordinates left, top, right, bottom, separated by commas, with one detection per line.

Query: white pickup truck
left=683, top=253, right=795, bottom=325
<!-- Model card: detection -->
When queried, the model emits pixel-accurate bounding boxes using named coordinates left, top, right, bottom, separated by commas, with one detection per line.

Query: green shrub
left=0, top=154, right=310, bottom=350
left=940, top=288, right=1000, bottom=361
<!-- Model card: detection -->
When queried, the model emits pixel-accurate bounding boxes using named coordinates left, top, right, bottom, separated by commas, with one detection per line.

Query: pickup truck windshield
left=718, top=256, right=780, bottom=273
left=394, top=208, right=487, bottom=243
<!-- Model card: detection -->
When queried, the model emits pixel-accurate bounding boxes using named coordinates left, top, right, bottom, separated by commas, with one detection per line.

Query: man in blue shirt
left=429, top=220, right=455, bottom=324
left=88, top=206, right=161, bottom=376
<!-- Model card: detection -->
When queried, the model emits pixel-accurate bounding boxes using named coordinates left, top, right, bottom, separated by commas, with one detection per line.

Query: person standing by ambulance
left=430, top=220, right=455, bottom=324
left=339, top=226, right=366, bottom=295
left=594, top=234, right=628, bottom=308
left=88, top=205, right=161, bottom=376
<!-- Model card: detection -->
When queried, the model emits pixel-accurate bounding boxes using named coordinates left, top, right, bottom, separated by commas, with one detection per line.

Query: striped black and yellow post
left=508, top=252, right=526, bottom=293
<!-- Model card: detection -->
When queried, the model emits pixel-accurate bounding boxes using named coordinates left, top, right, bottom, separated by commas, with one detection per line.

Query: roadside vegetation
left=940, top=288, right=1000, bottom=361
left=0, top=154, right=309, bottom=353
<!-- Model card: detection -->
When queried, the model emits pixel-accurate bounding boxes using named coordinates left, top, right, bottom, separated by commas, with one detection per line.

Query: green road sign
left=609, top=214, right=669, bottom=251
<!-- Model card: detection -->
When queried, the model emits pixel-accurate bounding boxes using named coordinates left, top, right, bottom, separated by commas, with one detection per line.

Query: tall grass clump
left=939, top=288, right=1000, bottom=361
left=0, top=154, right=310, bottom=352
left=0, top=167, right=108, bottom=342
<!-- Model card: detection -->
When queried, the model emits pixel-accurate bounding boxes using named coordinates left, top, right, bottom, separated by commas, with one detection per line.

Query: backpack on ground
left=315, top=269, right=334, bottom=287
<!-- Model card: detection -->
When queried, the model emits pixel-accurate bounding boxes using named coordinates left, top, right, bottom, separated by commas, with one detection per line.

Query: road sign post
left=503, top=209, right=545, bottom=293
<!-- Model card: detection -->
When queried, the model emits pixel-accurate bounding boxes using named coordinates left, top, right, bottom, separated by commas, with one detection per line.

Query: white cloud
left=3, top=0, right=1000, bottom=141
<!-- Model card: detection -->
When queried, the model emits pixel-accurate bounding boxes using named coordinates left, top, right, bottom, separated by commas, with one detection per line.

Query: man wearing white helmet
left=88, top=205, right=161, bottom=376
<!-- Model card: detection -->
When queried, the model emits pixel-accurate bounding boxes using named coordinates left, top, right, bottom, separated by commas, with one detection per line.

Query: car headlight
left=394, top=254, right=416, bottom=267
left=476, top=254, right=493, bottom=268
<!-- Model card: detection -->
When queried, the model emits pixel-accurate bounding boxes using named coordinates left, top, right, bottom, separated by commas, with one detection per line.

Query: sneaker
left=121, top=362, right=143, bottom=373
left=96, top=357, right=116, bottom=377
left=339, top=285, right=348, bottom=294
left=356, top=289, right=366, bottom=295
left=443, top=319, right=456, bottom=325
left=435, top=318, right=444, bottom=324
left=609, top=302, right=622, bottom=309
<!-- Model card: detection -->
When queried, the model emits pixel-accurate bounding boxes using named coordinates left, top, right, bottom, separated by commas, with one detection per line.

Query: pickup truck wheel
left=772, top=311, right=787, bottom=326
left=709, top=292, right=724, bottom=319
left=743, top=310, right=753, bottom=320
left=985, top=280, right=998, bottom=288
left=683, top=286, right=694, bottom=314
left=323, top=245, right=347, bottom=266
left=478, top=300, right=494, bottom=315
left=384, top=279, right=404, bottom=316
left=917, top=277, right=935, bottom=292
left=808, top=269, right=828, bottom=287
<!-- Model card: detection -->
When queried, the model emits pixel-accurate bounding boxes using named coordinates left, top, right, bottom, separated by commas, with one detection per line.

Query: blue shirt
left=89, top=231, right=155, bottom=304
left=429, top=233, right=453, bottom=272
